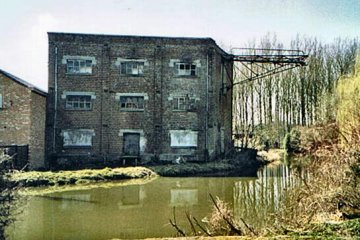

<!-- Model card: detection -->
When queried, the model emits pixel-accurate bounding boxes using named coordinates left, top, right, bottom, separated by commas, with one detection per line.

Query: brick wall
left=29, top=91, right=46, bottom=168
left=0, top=74, right=31, bottom=145
left=46, top=33, right=233, bottom=167
left=0, top=73, right=46, bottom=169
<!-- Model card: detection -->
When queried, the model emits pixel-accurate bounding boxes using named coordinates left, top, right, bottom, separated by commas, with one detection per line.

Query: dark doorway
left=123, top=133, right=140, bottom=156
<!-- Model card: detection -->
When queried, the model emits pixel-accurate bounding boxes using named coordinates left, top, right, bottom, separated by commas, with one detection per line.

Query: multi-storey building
left=0, top=69, right=47, bottom=169
left=46, top=32, right=233, bottom=167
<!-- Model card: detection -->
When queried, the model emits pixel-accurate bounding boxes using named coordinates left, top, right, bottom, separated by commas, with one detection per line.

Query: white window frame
left=65, top=95, right=92, bottom=110
left=115, top=93, right=148, bottom=112
left=119, top=96, right=145, bottom=111
left=169, top=59, right=201, bottom=77
left=120, top=62, right=145, bottom=75
left=61, top=129, right=95, bottom=147
left=0, top=93, right=3, bottom=109
left=173, top=96, right=187, bottom=111
left=67, top=59, right=92, bottom=74
left=61, top=92, right=96, bottom=111
left=169, top=94, right=200, bottom=111
left=175, top=62, right=197, bottom=76
left=62, top=56, right=96, bottom=75
left=115, top=58, right=149, bottom=76
left=170, top=130, right=198, bottom=148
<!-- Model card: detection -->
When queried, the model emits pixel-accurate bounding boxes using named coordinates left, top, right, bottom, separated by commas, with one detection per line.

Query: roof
left=48, top=32, right=232, bottom=58
left=0, top=69, right=47, bottom=97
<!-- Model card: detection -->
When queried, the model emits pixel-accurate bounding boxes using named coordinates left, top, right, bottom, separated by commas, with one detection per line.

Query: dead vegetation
left=268, top=54, right=360, bottom=238
left=169, top=194, right=258, bottom=238
left=9, top=166, right=157, bottom=187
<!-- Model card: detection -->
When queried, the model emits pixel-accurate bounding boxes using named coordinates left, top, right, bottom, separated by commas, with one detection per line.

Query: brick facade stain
left=46, top=32, right=233, bottom=167
left=0, top=69, right=47, bottom=169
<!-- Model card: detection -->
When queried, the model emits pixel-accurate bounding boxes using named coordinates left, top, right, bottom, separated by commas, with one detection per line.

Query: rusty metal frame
left=230, top=48, right=308, bottom=86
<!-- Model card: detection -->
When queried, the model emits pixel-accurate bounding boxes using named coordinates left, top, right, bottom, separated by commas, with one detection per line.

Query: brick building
left=46, top=32, right=233, bottom=167
left=0, top=69, right=47, bottom=169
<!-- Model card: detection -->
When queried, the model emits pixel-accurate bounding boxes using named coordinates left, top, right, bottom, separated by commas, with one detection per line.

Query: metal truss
left=231, top=48, right=308, bottom=86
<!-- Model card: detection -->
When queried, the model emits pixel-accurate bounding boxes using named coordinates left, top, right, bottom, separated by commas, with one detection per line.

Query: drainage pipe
left=53, top=47, right=58, bottom=152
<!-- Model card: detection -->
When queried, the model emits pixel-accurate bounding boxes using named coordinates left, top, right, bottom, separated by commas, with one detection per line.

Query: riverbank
left=9, top=166, right=156, bottom=187
left=9, top=149, right=264, bottom=187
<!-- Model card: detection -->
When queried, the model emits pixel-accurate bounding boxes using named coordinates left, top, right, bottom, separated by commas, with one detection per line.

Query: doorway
left=123, top=133, right=140, bottom=156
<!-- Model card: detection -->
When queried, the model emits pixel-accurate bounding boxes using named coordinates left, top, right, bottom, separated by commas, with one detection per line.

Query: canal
left=6, top=164, right=301, bottom=239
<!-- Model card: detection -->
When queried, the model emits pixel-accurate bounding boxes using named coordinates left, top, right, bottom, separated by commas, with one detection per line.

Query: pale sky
left=0, top=0, right=359, bottom=91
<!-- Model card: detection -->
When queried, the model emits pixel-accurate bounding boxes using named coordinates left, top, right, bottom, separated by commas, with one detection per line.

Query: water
left=7, top=164, right=301, bottom=240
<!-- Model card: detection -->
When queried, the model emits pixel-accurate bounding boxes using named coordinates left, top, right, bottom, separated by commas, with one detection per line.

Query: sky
left=0, top=0, right=359, bottom=91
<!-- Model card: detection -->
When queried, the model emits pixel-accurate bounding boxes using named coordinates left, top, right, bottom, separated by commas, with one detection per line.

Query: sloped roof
left=0, top=69, right=47, bottom=97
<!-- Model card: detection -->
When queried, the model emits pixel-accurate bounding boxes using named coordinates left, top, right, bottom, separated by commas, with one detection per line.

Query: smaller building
left=0, top=69, right=47, bottom=169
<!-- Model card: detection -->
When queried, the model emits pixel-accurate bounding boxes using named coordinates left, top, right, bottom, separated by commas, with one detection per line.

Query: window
left=65, top=95, right=92, bottom=110
left=67, top=59, right=93, bottom=74
left=173, top=97, right=186, bottom=111
left=176, top=63, right=196, bottom=76
left=170, top=130, right=198, bottom=147
left=120, top=62, right=145, bottom=75
left=120, top=96, right=144, bottom=111
left=0, top=93, right=3, bottom=108
left=172, top=95, right=198, bottom=111
left=62, top=129, right=95, bottom=147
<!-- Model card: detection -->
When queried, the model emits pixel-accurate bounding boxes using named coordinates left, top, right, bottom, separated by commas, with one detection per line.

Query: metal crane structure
left=230, top=48, right=308, bottom=86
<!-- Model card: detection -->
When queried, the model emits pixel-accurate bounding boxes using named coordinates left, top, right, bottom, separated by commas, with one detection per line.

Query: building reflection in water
left=8, top=164, right=303, bottom=240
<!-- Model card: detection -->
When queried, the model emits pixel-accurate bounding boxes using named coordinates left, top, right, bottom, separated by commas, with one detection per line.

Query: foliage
left=0, top=153, right=15, bottom=240
left=234, top=35, right=359, bottom=146
left=283, top=122, right=339, bottom=155
left=270, top=54, right=360, bottom=239
left=337, top=52, right=360, bottom=146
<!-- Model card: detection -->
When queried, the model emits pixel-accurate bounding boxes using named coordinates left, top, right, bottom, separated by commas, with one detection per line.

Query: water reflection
left=234, top=164, right=302, bottom=228
left=7, top=164, right=301, bottom=240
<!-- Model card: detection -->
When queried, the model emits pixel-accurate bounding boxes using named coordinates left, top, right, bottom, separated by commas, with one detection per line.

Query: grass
left=284, top=218, right=360, bottom=239
left=17, top=177, right=157, bottom=196
left=7, top=149, right=263, bottom=189
left=9, top=167, right=157, bottom=187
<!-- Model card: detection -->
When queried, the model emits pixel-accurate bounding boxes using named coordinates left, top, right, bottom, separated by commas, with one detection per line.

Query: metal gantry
left=231, top=48, right=308, bottom=86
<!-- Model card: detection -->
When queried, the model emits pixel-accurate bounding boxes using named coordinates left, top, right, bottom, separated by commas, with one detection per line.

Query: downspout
left=53, top=46, right=58, bottom=152
left=205, top=52, right=209, bottom=160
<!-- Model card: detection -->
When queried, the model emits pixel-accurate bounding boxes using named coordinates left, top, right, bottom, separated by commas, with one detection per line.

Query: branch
left=209, top=194, right=243, bottom=235
left=169, top=207, right=186, bottom=237
left=193, top=217, right=212, bottom=236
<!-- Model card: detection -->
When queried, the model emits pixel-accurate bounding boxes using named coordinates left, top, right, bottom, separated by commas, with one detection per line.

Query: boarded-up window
left=62, top=129, right=95, bottom=147
left=170, top=130, right=198, bottom=147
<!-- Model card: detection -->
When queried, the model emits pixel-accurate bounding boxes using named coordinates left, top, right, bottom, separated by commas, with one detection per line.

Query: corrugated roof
left=0, top=69, right=47, bottom=96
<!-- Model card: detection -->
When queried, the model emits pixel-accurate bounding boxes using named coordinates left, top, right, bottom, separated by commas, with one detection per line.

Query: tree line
left=232, top=34, right=359, bottom=148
